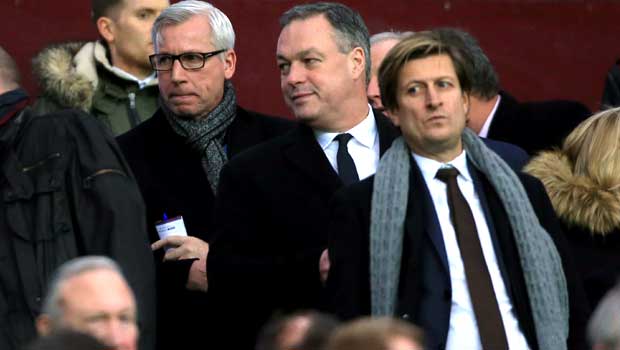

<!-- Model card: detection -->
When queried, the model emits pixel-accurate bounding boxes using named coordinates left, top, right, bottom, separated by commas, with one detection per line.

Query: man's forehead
left=404, top=54, right=458, bottom=76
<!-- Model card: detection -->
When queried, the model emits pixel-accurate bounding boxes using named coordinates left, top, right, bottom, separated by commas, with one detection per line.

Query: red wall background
left=2, top=0, right=619, bottom=118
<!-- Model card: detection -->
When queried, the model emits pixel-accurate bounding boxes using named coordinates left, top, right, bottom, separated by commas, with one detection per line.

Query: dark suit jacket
left=327, top=150, right=589, bottom=350
left=207, top=111, right=400, bottom=349
left=487, top=91, right=590, bottom=156
left=116, top=106, right=293, bottom=350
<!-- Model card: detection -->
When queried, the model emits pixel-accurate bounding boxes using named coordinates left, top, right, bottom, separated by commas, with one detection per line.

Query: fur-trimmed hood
left=32, top=41, right=157, bottom=111
left=525, top=150, right=620, bottom=235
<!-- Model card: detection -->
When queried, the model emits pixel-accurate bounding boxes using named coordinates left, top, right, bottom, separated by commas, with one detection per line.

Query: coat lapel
left=283, top=124, right=342, bottom=195
left=406, top=158, right=450, bottom=274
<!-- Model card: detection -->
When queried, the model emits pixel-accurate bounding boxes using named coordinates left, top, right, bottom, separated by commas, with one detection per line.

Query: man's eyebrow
left=277, top=48, right=323, bottom=61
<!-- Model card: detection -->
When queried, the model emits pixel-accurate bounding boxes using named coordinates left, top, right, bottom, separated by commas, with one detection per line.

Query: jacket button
left=401, top=313, right=410, bottom=320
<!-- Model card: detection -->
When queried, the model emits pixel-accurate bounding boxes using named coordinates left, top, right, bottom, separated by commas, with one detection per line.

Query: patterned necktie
left=335, top=133, right=359, bottom=185
left=435, top=167, right=509, bottom=350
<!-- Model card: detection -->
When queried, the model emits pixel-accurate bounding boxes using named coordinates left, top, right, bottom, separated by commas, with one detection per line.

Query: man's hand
left=152, top=236, right=210, bottom=292
left=151, top=236, right=209, bottom=261
left=319, top=248, right=330, bottom=284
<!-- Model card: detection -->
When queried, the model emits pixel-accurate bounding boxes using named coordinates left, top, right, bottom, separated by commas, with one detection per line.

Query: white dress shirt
left=314, top=106, right=379, bottom=180
left=412, top=150, right=529, bottom=350
left=478, top=94, right=501, bottom=137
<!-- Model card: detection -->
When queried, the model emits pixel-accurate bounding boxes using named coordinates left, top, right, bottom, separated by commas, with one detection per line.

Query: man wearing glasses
left=116, top=1, right=292, bottom=349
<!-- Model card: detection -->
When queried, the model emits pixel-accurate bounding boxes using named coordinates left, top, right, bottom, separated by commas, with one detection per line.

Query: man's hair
left=588, top=282, right=620, bottom=349
left=561, top=106, right=620, bottom=194
left=370, top=31, right=414, bottom=46
left=91, top=0, right=124, bottom=22
left=256, top=311, right=340, bottom=350
left=279, top=2, right=371, bottom=85
left=41, top=256, right=129, bottom=325
left=435, top=27, right=500, bottom=100
left=0, top=45, right=20, bottom=90
left=152, top=0, right=235, bottom=58
left=25, top=330, right=109, bottom=350
left=325, top=317, right=424, bottom=350
left=378, top=29, right=473, bottom=111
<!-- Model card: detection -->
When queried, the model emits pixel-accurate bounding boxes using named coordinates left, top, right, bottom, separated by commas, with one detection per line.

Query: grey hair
left=152, top=0, right=235, bottom=60
left=434, top=27, right=500, bottom=100
left=370, top=31, right=415, bottom=46
left=41, top=256, right=129, bottom=325
left=0, top=45, right=20, bottom=90
left=588, top=283, right=620, bottom=349
left=280, top=2, right=371, bottom=85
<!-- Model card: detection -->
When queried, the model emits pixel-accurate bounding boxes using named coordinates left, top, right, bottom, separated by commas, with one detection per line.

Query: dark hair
left=256, top=311, right=340, bottom=350
left=91, top=0, right=124, bottom=22
left=25, top=330, right=110, bottom=350
left=435, top=27, right=500, bottom=99
left=378, top=29, right=473, bottom=111
left=279, top=2, right=370, bottom=84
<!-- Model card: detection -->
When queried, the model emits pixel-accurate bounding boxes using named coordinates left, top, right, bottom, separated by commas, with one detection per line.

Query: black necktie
left=335, top=133, right=359, bottom=185
left=435, top=167, right=509, bottom=350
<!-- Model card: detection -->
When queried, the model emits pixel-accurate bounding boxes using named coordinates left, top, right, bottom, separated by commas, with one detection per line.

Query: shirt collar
left=412, top=150, right=472, bottom=184
left=315, top=105, right=376, bottom=150
left=479, top=94, right=501, bottom=137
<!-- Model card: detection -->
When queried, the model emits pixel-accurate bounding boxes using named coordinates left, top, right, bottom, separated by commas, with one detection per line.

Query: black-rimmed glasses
left=149, top=49, right=227, bottom=71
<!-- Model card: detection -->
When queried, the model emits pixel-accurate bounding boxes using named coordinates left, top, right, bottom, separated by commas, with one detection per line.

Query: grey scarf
left=370, top=129, right=569, bottom=350
left=164, top=80, right=236, bottom=193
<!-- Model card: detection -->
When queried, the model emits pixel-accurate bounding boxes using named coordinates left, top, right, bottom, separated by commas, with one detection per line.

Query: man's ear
left=96, top=17, right=115, bottom=44
left=223, top=49, right=237, bottom=80
left=387, top=107, right=401, bottom=127
left=36, top=314, right=53, bottom=336
left=462, top=92, right=470, bottom=116
left=348, top=46, right=366, bottom=81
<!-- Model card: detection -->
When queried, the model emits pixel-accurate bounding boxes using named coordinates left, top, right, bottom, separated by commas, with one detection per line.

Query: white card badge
left=155, top=215, right=188, bottom=240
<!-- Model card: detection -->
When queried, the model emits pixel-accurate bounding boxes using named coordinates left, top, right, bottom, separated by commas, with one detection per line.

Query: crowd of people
left=1, top=1, right=620, bottom=350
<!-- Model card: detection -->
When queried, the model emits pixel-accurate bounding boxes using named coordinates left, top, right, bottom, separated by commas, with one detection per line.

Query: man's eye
left=157, top=56, right=172, bottom=65
left=182, top=54, right=203, bottom=65
left=278, top=62, right=290, bottom=74
left=137, top=11, right=149, bottom=19
left=303, top=58, right=319, bottom=65
left=437, top=80, right=453, bottom=88
left=407, top=86, right=421, bottom=94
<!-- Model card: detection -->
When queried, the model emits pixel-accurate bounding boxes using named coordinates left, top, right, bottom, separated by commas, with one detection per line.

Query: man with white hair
left=116, top=2, right=292, bottom=348
left=36, top=256, right=138, bottom=350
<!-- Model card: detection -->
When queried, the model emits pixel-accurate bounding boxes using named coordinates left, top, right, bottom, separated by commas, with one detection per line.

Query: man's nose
left=425, top=86, right=441, bottom=109
left=285, top=62, right=306, bottom=86
left=170, top=59, right=187, bottom=83
left=99, top=319, right=136, bottom=350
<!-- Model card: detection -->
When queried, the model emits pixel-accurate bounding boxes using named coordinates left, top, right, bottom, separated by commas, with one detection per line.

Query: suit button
left=443, top=289, right=451, bottom=300
left=401, top=313, right=410, bottom=320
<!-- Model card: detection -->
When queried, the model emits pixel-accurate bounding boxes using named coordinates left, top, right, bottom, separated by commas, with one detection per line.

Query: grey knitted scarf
left=163, top=80, right=236, bottom=193
left=370, top=129, right=569, bottom=350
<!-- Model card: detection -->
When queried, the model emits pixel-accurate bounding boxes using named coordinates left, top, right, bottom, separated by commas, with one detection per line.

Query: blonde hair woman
left=525, top=106, right=620, bottom=308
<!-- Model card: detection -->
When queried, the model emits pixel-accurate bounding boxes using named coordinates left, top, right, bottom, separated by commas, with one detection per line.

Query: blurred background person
left=324, top=317, right=424, bottom=350
left=587, top=282, right=620, bottom=350
left=32, top=0, right=169, bottom=135
left=0, top=45, right=155, bottom=350
left=256, top=311, right=339, bottom=350
left=36, top=256, right=139, bottom=350
left=526, top=106, right=620, bottom=309
left=367, top=30, right=413, bottom=117
left=601, top=59, right=620, bottom=109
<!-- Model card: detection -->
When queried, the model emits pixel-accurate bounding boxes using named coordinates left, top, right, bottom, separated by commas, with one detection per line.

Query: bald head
left=0, top=46, right=20, bottom=94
